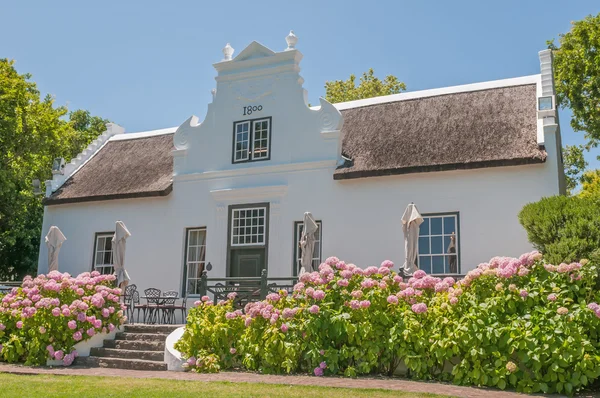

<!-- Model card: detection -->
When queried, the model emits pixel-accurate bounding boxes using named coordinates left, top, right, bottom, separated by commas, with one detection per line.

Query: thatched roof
left=334, top=83, right=546, bottom=180
left=45, top=82, right=546, bottom=205
left=44, top=133, right=174, bottom=205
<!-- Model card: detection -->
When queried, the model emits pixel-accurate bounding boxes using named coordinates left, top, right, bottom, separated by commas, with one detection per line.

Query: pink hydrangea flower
left=411, top=303, right=428, bottom=313
left=73, top=331, right=83, bottom=341
left=349, top=300, right=360, bottom=310
left=230, top=348, right=236, bottom=354
left=337, top=279, right=349, bottom=287
left=309, top=305, right=319, bottom=314
left=16, top=321, right=23, bottom=329
left=312, top=290, right=325, bottom=300
left=413, top=270, right=427, bottom=279
left=360, top=300, right=371, bottom=309
left=281, top=323, right=289, bottom=333
left=39, top=326, right=46, bottom=334
left=387, top=295, right=399, bottom=304
left=449, top=297, right=458, bottom=305
left=87, top=328, right=95, bottom=337
left=381, top=260, right=394, bottom=269
left=319, top=361, right=327, bottom=369
left=54, top=350, right=64, bottom=361
left=201, top=295, right=210, bottom=302
left=314, top=367, right=324, bottom=376
left=52, top=307, right=61, bottom=317
left=227, top=292, right=237, bottom=300
left=519, top=289, right=528, bottom=298
left=557, top=307, right=569, bottom=315
left=548, top=293, right=558, bottom=302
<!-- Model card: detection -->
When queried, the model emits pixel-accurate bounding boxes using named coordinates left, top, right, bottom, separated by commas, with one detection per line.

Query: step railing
left=197, top=269, right=298, bottom=307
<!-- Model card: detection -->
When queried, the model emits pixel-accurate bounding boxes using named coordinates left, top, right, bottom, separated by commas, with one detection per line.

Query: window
left=231, top=207, right=266, bottom=246
left=183, top=228, right=207, bottom=296
left=418, top=213, right=459, bottom=274
left=232, top=117, right=271, bottom=163
left=93, top=233, right=114, bottom=275
left=293, top=221, right=322, bottom=276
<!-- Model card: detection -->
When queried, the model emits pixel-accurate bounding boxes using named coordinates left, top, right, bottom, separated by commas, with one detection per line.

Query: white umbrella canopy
left=112, top=221, right=131, bottom=289
left=401, top=203, right=424, bottom=276
left=299, top=212, right=319, bottom=275
left=45, top=226, right=66, bottom=273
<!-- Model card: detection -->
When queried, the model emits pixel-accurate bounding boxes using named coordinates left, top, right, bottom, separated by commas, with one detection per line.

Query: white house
left=38, top=32, right=564, bottom=302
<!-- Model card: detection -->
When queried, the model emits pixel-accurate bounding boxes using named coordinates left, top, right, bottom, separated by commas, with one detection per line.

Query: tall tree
left=563, top=144, right=588, bottom=194
left=324, top=68, right=406, bottom=103
left=0, top=59, right=109, bottom=279
left=549, top=13, right=600, bottom=152
left=579, top=169, right=600, bottom=198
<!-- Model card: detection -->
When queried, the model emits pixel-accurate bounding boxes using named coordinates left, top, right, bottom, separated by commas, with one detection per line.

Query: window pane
left=432, top=256, right=444, bottom=274
left=188, top=246, right=197, bottom=262
left=95, top=252, right=103, bottom=266
left=418, top=237, right=430, bottom=254
left=103, top=251, right=112, bottom=265
left=189, top=231, right=198, bottom=246
left=443, top=217, right=456, bottom=235
left=444, top=236, right=452, bottom=253
left=431, top=236, right=443, bottom=254
left=231, top=207, right=266, bottom=246
left=419, top=256, right=431, bottom=274
left=419, top=218, right=429, bottom=235
left=188, top=263, right=198, bottom=279
left=430, top=217, right=442, bottom=235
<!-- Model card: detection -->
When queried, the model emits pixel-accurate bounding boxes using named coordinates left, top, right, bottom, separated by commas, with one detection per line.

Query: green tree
left=0, top=59, right=109, bottom=280
left=549, top=13, right=600, bottom=152
left=580, top=169, right=600, bottom=198
left=324, top=68, right=406, bottom=103
left=562, top=144, right=588, bottom=194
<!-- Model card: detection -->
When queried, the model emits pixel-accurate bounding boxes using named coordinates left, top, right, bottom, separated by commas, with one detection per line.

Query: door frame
left=226, top=202, right=270, bottom=277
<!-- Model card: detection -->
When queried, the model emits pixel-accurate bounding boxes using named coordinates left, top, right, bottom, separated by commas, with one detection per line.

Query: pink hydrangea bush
left=175, top=253, right=600, bottom=395
left=0, top=271, right=127, bottom=366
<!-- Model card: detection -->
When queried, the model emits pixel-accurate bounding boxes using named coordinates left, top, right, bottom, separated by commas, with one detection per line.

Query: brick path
left=0, top=363, right=541, bottom=398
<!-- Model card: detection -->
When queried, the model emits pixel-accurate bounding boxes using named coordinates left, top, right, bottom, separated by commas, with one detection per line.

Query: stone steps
left=74, top=324, right=183, bottom=371
left=114, top=332, right=168, bottom=342
left=90, top=347, right=164, bottom=362
left=76, top=356, right=167, bottom=371
left=103, top=339, right=165, bottom=351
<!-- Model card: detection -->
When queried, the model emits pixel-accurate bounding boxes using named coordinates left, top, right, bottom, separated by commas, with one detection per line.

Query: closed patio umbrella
left=45, top=226, right=66, bottom=273
left=401, top=203, right=424, bottom=276
left=112, top=221, right=131, bottom=289
left=299, top=212, right=319, bottom=275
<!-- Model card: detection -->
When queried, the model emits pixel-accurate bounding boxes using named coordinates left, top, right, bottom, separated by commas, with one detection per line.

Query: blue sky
left=2, top=0, right=599, bottom=168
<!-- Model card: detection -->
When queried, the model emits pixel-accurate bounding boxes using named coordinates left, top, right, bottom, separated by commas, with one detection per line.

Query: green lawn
left=0, top=373, right=453, bottom=398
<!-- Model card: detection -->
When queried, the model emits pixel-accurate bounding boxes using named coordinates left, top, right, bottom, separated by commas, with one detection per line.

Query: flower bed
left=175, top=253, right=600, bottom=395
left=0, top=271, right=127, bottom=366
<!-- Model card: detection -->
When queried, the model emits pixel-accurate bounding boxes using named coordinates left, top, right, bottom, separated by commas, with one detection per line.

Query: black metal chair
left=123, top=284, right=137, bottom=322
left=161, top=290, right=179, bottom=324
left=144, top=288, right=161, bottom=324
left=132, top=291, right=150, bottom=323
left=171, top=292, right=188, bottom=323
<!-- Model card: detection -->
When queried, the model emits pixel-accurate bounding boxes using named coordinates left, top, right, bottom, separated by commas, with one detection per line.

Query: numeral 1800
left=243, top=105, right=263, bottom=115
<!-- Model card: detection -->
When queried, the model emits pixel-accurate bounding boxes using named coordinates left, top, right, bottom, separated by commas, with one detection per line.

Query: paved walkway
left=0, top=363, right=536, bottom=398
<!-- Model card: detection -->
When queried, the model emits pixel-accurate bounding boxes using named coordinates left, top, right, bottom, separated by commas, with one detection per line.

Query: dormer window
left=233, top=117, right=271, bottom=163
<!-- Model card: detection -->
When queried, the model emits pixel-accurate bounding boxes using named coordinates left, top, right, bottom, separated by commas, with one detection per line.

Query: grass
left=0, top=373, right=454, bottom=398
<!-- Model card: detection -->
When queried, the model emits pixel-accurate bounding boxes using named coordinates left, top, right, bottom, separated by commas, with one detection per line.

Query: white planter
left=164, top=326, right=186, bottom=371
left=46, top=326, right=122, bottom=366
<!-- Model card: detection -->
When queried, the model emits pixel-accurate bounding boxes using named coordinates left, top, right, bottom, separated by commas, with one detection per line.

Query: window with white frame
left=293, top=221, right=322, bottom=275
left=93, top=233, right=114, bottom=275
left=233, top=118, right=271, bottom=163
left=417, top=213, right=459, bottom=274
left=231, top=207, right=266, bottom=246
left=184, top=228, right=207, bottom=295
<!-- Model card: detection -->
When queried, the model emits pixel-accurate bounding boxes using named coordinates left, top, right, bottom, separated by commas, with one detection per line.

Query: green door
left=230, top=248, right=265, bottom=277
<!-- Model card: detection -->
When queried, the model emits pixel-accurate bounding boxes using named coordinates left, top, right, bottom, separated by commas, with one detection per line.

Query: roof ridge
left=330, top=75, right=540, bottom=111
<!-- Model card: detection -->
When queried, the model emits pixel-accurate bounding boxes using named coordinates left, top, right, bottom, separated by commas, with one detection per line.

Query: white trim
left=210, top=185, right=288, bottom=202
left=326, top=75, right=540, bottom=111
left=110, top=127, right=177, bottom=141
left=175, top=159, right=336, bottom=182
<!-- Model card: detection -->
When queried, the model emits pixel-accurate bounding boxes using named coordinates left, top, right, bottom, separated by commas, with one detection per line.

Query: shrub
left=0, top=271, right=127, bottom=366
left=176, top=254, right=600, bottom=395
left=519, top=195, right=600, bottom=264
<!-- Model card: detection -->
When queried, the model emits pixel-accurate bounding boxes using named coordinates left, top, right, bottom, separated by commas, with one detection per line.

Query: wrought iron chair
left=161, top=290, right=179, bottom=324
left=144, top=288, right=162, bottom=324
left=123, top=284, right=137, bottom=321
left=132, top=291, right=149, bottom=323
left=171, top=292, right=188, bottom=323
